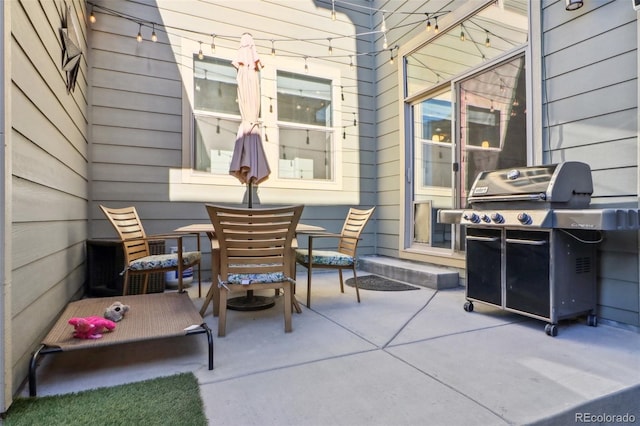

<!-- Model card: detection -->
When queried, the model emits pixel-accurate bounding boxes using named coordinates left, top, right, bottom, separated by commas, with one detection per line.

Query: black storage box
left=86, top=239, right=166, bottom=296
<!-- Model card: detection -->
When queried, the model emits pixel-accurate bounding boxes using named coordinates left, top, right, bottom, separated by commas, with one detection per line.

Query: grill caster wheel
left=587, top=314, right=598, bottom=327
left=463, top=301, right=474, bottom=312
left=545, top=324, right=558, bottom=337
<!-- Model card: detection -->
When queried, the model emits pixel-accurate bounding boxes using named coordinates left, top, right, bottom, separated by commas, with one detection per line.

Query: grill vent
left=575, top=256, right=592, bottom=274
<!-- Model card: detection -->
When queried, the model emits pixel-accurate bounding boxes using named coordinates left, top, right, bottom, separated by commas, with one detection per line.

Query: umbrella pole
left=227, top=180, right=276, bottom=311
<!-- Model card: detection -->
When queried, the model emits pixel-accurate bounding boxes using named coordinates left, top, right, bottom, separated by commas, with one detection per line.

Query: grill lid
left=467, top=162, right=593, bottom=210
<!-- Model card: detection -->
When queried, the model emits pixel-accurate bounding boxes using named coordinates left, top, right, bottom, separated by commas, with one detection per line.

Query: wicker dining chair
left=100, top=205, right=202, bottom=296
left=206, top=204, right=303, bottom=337
left=295, top=207, right=375, bottom=307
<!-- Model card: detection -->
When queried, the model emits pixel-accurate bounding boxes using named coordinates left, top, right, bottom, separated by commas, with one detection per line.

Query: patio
left=22, top=270, right=640, bottom=425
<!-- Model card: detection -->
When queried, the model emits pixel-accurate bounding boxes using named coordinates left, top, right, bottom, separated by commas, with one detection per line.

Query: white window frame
left=177, top=38, right=345, bottom=204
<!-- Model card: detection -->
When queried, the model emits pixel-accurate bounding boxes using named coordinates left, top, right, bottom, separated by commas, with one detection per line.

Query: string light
left=269, top=97, right=273, bottom=113
left=151, top=23, right=157, bottom=42
left=460, top=25, right=465, bottom=42
left=485, top=30, right=490, bottom=47
left=198, top=41, right=204, bottom=60
left=341, top=86, right=344, bottom=101
left=434, top=17, right=439, bottom=34
left=425, top=14, right=431, bottom=32
left=304, top=57, right=308, bottom=73
left=389, top=48, right=394, bottom=64
left=88, top=1, right=456, bottom=74
left=353, top=113, right=357, bottom=126
left=89, top=8, right=96, bottom=24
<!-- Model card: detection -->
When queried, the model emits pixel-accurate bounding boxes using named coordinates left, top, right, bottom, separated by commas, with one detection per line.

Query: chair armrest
left=124, top=233, right=201, bottom=252
left=150, top=232, right=202, bottom=253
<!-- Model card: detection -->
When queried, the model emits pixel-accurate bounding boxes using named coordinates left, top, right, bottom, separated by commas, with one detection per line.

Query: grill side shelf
left=553, top=209, right=640, bottom=231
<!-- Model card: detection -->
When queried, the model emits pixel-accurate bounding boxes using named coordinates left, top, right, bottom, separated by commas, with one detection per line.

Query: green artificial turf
left=4, top=372, right=207, bottom=426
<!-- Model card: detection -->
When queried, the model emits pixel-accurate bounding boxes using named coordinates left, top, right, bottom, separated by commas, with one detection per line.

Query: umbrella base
left=227, top=292, right=275, bottom=311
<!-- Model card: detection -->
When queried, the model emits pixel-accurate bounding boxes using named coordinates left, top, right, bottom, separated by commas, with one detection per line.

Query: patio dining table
left=174, top=222, right=326, bottom=316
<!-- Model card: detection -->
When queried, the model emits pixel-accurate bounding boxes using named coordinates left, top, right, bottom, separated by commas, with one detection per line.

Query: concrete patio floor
left=21, top=270, right=640, bottom=425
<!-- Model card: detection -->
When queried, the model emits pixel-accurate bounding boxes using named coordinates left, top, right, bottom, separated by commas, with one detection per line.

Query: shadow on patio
left=22, top=270, right=640, bottom=425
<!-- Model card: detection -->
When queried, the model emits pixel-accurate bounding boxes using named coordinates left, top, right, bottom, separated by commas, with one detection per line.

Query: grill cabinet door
left=505, top=230, right=550, bottom=319
left=466, top=227, right=502, bottom=307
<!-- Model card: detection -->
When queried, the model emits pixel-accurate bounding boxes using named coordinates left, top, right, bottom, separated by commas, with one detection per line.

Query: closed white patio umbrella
left=229, top=32, right=270, bottom=207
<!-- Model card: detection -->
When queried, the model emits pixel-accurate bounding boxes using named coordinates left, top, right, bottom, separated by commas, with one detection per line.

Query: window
left=180, top=44, right=345, bottom=204
left=401, top=0, right=529, bottom=254
left=277, top=71, right=333, bottom=180
left=193, top=56, right=240, bottom=174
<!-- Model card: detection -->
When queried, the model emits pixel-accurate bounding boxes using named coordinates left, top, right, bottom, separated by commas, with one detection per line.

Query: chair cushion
left=129, top=251, right=201, bottom=271
left=295, top=249, right=354, bottom=266
left=223, top=271, right=288, bottom=285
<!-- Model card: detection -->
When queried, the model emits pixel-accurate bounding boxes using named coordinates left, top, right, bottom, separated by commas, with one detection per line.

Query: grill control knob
left=517, top=212, right=532, bottom=225
left=490, top=213, right=504, bottom=224
left=481, top=214, right=491, bottom=223
left=463, top=212, right=480, bottom=224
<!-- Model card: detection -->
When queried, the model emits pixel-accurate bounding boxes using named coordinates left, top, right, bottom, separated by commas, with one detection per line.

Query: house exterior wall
left=6, top=0, right=89, bottom=405
left=88, top=0, right=378, bottom=277
left=541, top=0, right=639, bottom=328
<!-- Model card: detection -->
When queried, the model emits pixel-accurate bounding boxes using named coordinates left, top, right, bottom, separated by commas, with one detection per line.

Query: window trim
left=178, top=38, right=346, bottom=203
left=397, top=1, right=533, bottom=263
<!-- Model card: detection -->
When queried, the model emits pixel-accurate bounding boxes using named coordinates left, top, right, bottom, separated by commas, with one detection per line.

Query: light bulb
left=211, top=35, right=216, bottom=53
left=89, top=11, right=96, bottom=24
left=151, top=24, right=157, bottom=42
left=198, top=42, right=204, bottom=60
left=426, top=19, right=431, bottom=32
left=383, top=35, right=388, bottom=50
left=136, top=24, right=142, bottom=42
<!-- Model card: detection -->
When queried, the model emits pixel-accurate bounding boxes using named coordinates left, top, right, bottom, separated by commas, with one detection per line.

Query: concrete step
left=357, top=255, right=461, bottom=290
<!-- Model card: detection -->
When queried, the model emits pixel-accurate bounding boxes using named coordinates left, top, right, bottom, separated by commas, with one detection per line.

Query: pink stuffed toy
left=68, top=316, right=116, bottom=339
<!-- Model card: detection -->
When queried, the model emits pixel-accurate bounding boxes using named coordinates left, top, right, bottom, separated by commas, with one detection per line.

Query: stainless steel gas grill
left=438, top=162, right=640, bottom=336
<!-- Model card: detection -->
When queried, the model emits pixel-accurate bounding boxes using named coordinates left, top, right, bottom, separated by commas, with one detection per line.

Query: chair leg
left=352, top=266, right=360, bottom=303
left=306, top=263, right=312, bottom=308
left=197, top=262, right=202, bottom=298
left=339, top=269, right=344, bottom=293
left=122, top=271, right=130, bottom=296
left=142, top=273, right=150, bottom=294
left=218, top=287, right=228, bottom=337
left=292, top=292, right=302, bottom=314
left=200, top=283, right=216, bottom=317
left=212, top=284, right=220, bottom=317
left=284, top=282, right=292, bottom=333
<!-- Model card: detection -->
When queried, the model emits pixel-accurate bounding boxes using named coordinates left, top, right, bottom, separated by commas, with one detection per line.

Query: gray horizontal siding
left=9, top=0, right=89, bottom=397
left=542, top=0, right=639, bottom=327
